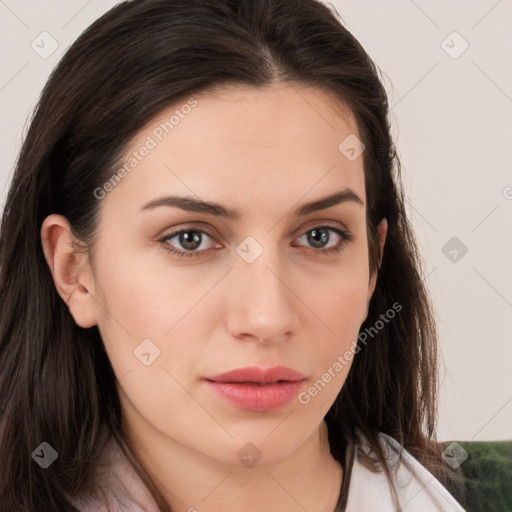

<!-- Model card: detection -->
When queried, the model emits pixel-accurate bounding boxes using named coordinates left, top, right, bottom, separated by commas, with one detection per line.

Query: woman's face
left=70, top=84, right=385, bottom=465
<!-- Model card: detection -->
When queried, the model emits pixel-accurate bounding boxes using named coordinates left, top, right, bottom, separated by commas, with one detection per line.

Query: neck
left=124, top=415, right=343, bottom=512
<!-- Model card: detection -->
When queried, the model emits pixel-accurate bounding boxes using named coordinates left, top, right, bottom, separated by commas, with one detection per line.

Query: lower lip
left=204, top=380, right=304, bottom=412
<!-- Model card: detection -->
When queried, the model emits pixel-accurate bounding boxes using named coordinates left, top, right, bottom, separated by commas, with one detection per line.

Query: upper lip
left=203, top=365, right=306, bottom=384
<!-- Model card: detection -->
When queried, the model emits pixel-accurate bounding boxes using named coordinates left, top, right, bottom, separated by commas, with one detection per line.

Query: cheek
left=91, top=246, right=212, bottom=375
left=303, top=247, right=370, bottom=375
left=96, top=240, right=210, bottom=325
left=316, top=249, right=370, bottom=335
left=313, top=280, right=367, bottom=373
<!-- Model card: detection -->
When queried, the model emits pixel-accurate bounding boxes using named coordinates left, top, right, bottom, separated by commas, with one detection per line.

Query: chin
left=203, top=426, right=312, bottom=468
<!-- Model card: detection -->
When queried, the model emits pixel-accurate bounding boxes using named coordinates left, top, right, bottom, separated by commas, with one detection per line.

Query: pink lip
left=203, top=366, right=306, bottom=412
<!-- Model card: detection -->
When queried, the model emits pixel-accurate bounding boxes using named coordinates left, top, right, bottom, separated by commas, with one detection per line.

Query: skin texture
left=41, top=83, right=387, bottom=512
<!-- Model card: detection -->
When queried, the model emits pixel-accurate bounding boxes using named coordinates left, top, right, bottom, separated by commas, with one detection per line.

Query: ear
left=366, top=218, right=388, bottom=304
left=40, top=214, right=98, bottom=328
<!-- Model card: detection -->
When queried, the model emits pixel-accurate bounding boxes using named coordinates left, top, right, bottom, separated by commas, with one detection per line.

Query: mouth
left=202, top=366, right=306, bottom=412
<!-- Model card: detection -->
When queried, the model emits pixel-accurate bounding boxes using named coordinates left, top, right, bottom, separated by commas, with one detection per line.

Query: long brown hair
left=0, top=0, right=457, bottom=509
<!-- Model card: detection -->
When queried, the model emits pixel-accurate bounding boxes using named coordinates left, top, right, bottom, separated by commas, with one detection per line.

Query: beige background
left=0, top=0, right=510, bottom=441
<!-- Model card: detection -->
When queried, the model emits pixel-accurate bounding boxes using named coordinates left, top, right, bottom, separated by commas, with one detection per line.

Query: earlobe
left=40, top=214, right=98, bottom=328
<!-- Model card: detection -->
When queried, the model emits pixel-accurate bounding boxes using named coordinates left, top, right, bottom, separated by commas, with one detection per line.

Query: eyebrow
left=138, top=188, right=363, bottom=219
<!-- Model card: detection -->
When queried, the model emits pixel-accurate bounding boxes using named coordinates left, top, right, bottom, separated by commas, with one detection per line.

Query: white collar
left=343, top=432, right=466, bottom=511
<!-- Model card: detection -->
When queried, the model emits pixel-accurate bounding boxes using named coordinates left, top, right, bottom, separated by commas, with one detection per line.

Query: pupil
left=180, top=231, right=201, bottom=250
left=309, top=228, right=328, bottom=249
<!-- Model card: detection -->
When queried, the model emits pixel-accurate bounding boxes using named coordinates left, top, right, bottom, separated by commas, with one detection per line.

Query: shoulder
left=344, top=431, right=467, bottom=511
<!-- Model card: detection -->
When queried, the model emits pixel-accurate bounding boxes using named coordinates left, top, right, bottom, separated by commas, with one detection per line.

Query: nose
left=225, top=245, right=301, bottom=345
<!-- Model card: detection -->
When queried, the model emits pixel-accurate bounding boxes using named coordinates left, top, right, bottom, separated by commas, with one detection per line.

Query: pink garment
left=71, top=439, right=161, bottom=512
left=71, top=432, right=466, bottom=512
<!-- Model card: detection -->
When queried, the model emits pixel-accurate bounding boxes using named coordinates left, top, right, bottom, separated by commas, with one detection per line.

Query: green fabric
left=441, top=440, right=512, bottom=512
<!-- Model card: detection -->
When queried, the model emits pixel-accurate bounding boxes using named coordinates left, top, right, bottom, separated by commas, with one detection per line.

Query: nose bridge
left=227, top=236, right=299, bottom=342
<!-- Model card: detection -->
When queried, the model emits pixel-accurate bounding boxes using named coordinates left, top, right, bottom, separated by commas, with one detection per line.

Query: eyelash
left=159, top=225, right=354, bottom=259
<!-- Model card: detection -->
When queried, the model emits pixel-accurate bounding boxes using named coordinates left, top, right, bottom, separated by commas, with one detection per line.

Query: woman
left=0, top=0, right=466, bottom=510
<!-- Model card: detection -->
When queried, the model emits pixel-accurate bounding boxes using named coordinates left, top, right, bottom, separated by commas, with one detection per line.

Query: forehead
left=103, top=83, right=366, bottom=217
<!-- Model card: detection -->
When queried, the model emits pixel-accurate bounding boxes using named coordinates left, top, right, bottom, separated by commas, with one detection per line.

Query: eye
left=160, top=228, right=220, bottom=258
left=293, top=225, right=353, bottom=254
left=159, top=224, right=353, bottom=259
